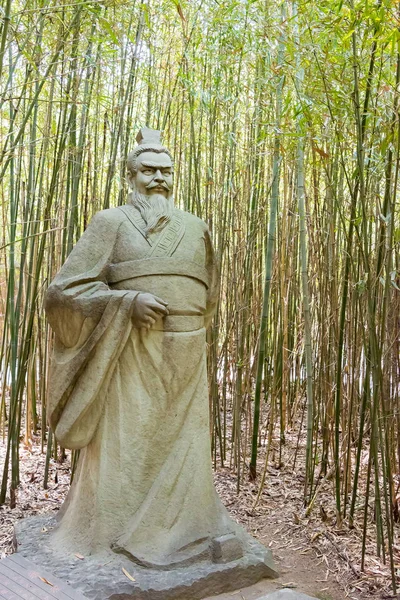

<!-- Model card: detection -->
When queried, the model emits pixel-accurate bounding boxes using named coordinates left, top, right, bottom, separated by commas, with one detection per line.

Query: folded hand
left=131, top=293, right=169, bottom=329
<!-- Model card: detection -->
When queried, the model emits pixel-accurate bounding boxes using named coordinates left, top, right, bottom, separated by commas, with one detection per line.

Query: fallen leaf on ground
left=122, top=567, right=136, bottom=582
left=39, top=577, right=54, bottom=586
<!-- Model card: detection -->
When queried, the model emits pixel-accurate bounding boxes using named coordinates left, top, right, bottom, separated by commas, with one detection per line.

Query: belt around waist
left=151, top=315, right=204, bottom=332
left=108, top=258, right=209, bottom=289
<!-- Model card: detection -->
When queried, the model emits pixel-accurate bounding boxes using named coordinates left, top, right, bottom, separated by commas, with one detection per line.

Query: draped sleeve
left=45, top=209, right=139, bottom=450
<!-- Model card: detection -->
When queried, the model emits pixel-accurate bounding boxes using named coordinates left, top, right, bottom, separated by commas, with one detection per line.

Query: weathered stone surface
left=0, top=554, right=87, bottom=600
left=14, top=515, right=278, bottom=600
left=258, top=590, right=318, bottom=600
left=211, top=534, right=243, bottom=563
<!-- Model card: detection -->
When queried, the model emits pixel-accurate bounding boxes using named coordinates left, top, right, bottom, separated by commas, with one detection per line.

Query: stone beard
left=128, top=190, right=174, bottom=234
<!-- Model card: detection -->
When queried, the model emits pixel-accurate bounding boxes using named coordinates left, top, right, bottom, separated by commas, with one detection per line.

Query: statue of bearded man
left=44, top=128, right=238, bottom=568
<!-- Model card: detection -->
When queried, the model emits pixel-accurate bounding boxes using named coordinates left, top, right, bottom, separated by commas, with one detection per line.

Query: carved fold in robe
left=45, top=205, right=237, bottom=568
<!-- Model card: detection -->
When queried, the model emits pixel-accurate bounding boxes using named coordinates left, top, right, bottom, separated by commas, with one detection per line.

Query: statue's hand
left=131, top=293, right=169, bottom=329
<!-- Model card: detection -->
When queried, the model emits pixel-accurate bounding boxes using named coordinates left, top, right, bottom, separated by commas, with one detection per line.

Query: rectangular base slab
left=14, top=515, right=278, bottom=600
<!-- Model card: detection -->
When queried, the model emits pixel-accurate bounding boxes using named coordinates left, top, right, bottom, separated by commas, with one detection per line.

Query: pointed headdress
left=127, top=127, right=174, bottom=175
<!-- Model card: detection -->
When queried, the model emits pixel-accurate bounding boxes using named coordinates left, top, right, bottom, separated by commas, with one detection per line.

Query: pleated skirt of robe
left=51, top=325, right=234, bottom=566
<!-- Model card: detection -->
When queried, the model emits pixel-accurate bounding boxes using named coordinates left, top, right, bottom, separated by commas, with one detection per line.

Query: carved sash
left=108, top=257, right=209, bottom=288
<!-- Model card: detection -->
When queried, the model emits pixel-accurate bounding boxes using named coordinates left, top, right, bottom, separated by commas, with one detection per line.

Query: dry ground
left=0, top=429, right=398, bottom=600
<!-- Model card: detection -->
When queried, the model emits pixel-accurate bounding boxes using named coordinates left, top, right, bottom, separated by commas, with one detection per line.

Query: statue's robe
left=45, top=204, right=236, bottom=568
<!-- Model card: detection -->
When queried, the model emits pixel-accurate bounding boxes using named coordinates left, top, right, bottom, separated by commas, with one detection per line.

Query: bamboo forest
left=0, top=0, right=399, bottom=598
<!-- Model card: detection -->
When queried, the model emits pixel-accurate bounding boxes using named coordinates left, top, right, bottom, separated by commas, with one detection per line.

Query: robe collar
left=118, top=205, right=186, bottom=258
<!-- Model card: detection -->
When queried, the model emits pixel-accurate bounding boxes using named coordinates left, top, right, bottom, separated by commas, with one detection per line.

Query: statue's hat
left=127, top=128, right=173, bottom=175
left=136, top=127, right=162, bottom=146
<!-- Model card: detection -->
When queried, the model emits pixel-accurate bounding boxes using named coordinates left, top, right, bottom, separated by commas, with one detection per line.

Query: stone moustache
left=34, top=128, right=277, bottom=598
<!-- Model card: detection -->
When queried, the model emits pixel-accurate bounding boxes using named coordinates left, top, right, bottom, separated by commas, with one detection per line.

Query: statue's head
left=127, top=128, right=174, bottom=200
left=127, top=128, right=174, bottom=234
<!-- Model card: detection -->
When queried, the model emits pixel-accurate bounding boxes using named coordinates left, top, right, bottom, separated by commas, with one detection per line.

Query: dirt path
left=203, top=520, right=348, bottom=600
left=212, top=472, right=349, bottom=600
left=214, top=464, right=387, bottom=600
left=203, top=523, right=347, bottom=600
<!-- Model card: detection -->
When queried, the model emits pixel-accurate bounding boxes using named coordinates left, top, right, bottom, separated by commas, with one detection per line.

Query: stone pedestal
left=14, top=515, right=278, bottom=600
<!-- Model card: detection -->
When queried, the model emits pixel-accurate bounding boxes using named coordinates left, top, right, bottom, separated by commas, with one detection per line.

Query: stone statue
left=39, top=128, right=276, bottom=596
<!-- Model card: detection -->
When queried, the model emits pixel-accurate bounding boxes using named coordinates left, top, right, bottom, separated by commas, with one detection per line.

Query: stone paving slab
left=203, top=581, right=326, bottom=600
left=0, top=554, right=87, bottom=600
left=258, top=590, right=318, bottom=600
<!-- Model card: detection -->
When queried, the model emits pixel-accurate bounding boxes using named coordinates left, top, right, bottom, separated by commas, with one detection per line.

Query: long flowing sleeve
left=45, top=210, right=138, bottom=450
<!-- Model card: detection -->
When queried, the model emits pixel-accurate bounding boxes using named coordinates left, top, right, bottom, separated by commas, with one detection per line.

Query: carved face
left=132, top=151, right=173, bottom=199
